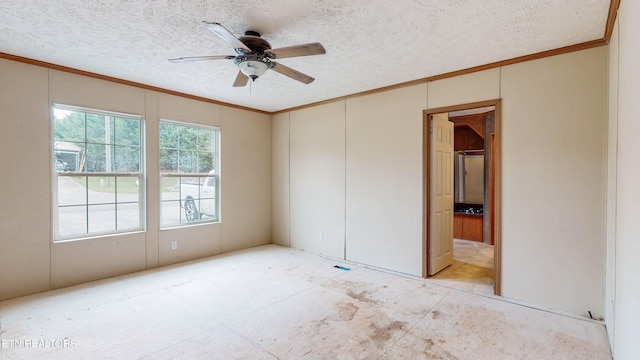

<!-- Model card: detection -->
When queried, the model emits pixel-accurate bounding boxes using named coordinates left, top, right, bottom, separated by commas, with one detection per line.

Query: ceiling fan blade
left=233, top=70, right=249, bottom=87
left=202, top=21, right=251, bottom=52
left=271, top=62, right=315, bottom=84
left=269, top=42, right=326, bottom=59
left=168, top=55, right=235, bottom=63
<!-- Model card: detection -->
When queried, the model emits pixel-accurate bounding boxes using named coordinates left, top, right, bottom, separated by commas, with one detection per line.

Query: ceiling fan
left=169, top=21, right=326, bottom=87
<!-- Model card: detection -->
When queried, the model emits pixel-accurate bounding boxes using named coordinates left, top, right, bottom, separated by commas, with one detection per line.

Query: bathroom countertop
left=454, top=212, right=483, bottom=217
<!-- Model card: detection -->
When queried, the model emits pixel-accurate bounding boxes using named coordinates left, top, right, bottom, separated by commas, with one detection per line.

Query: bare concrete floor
left=0, top=245, right=611, bottom=359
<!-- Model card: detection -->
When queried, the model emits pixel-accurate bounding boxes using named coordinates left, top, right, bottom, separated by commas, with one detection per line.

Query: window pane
left=181, top=176, right=200, bottom=187
left=55, top=142, right=84, bottom=172
left=86, top=143, right=110, bottom=172
left=161, top=177, right=180, bottom=201
left=160, top=149, right=178, bottom=172
left=197, top=151, right=213, bottom=173
left=161, top=200, right=182, bottom=227
left=58, top=205, right=87, bottom=238
left=160, top=121, right=218, bottom=228
left=201, top=174, right=217, bottom=220
left=58, top=176, right=88, bottom=206
left=117, top=203, right=140, bottom=230
left=159, top=122, right=178, bottom=149
left=53, top=109, right=85, bottom=143
left=88, top=176, right=116, bottom=205
left=114, top=176, right=142, bottom=231
left=197, top=129, right=214, bottom=151
left=114, top=117, right=140, bottom=146
left=53, top=105, right=144, bottom=241
left=114, top=145, right=140, bottom=172
left=116, top=176, right=140, bottom=202
left=179, top=150, right=197, bottom=173
left=86, top=113, right=113, bottom=144
left=199, top=198, right=216, bottom=219
left=88, top=204, right=116, bottom=233
left=179, top=127, right=198, bottom=150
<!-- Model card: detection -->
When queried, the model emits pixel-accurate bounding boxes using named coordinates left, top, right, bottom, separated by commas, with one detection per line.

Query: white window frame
left=159, top=119, right=220, bottom=228
left=52, top=104, right=145, bottom=241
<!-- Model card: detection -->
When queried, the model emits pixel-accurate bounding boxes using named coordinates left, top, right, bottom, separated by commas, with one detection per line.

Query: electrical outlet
left=319, top=233, right=324, bottom=241
left=171, top=241, right=177, bottom=250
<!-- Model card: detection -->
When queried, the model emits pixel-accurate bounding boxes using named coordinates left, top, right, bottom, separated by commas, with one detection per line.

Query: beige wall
left=220, top=107, right=272, bottom=253
left=271, top=113, right=290, bottom=246
left=49, top=70, right=150, bottom=287
left=345, top=84, right=427, bottom=275
left=605, top=19, right=619, bottom=352
left=427, top=68, right=500, bottom=108
left=274, top=47, right=608, bottom=317
left=0, top=39, right=614, bottom=326
left=289, top=101, right=346, bottom=258
left=154, top=92, right=225, bottom=267
left=0, top=59, right=272, bottom=300
left=608, top=1, right=640, bottom=358
left=0, top=60, right=51, bottom=297
left=500, top=47, right=607, bottom=317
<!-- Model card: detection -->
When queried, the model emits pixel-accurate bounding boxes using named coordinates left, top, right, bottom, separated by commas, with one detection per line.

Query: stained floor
left=0, top=245, right=611, bottom=359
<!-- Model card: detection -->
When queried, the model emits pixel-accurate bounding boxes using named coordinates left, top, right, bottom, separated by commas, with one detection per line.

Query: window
left=52, top=105, right=144, bottom=240
left=159, top=120, right=219, bottom=228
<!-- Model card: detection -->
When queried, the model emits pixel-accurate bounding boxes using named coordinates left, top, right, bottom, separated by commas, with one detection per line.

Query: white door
left=429, top=113, right=454, bottom=275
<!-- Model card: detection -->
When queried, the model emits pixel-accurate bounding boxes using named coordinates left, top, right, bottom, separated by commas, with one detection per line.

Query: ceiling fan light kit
left=237, top=58, right=269, bottom=80
left=170, top=21, right=326, bottom=87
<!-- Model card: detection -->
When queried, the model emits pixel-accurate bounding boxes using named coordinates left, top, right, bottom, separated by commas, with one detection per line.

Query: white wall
left=610, top=1, right=640, bottom=358
left=0, top=59, right=272, bottom=300
left=274, top=47, right=608, bottom=317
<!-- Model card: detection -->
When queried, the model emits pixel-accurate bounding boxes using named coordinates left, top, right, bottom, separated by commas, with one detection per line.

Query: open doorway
left=423, top=99, right=502, bottom=296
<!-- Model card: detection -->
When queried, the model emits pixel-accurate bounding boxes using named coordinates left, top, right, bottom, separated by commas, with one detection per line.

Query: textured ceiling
left=0, top=1, right=610, bottom=112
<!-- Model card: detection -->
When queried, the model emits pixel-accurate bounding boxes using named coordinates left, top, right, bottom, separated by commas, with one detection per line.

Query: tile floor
left=429, top=239, right=495, bottom=295
left=0, top=245, right=611, bottom=359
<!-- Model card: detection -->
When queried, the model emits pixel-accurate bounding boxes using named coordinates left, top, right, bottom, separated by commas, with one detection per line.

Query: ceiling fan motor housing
left=233, top=31, right=275, bottom=80
left=237, top=31, right=272, bottom=54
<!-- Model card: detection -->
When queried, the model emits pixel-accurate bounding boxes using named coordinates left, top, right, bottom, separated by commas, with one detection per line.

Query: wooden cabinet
left=454, top=214, right=483, bottom=242
left=463, top=215, right=483, bottom=242
left=454, top=215, right=464, bottom=239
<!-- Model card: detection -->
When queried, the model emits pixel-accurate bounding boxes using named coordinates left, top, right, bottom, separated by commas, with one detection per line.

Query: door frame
left=422, top=99, right=502, bottom=296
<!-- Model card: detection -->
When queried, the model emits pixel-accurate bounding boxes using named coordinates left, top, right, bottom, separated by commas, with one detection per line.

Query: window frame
left=159, top=119, right=220, bottom=229
left=51, top=104, right=146, bottom=242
